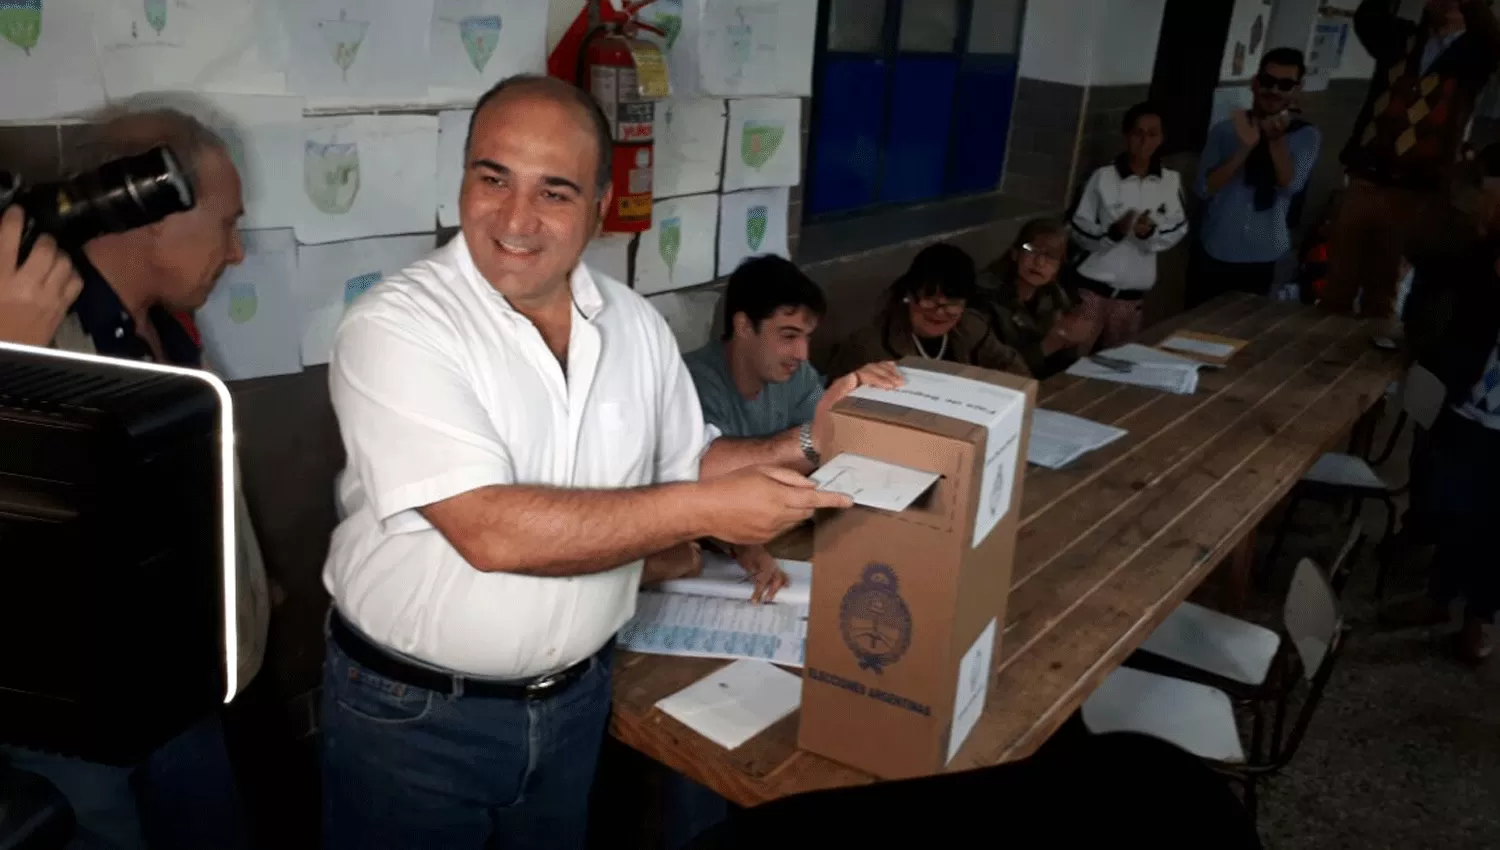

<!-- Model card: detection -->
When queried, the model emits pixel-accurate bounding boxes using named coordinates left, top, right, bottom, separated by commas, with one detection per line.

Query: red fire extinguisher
left=578, top=1, right=670, bottom=233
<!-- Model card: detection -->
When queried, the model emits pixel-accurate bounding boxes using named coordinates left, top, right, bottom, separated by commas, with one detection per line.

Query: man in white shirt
left=320, top=75, right=851, bottom=850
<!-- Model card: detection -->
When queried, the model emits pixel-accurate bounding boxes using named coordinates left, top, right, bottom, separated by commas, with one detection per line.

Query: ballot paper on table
left=656, top=660, right=803, bottom=751
left=1065, top=343, right=1205, bottom=395
left=1027, top=410, right=1129, bottom=470
left=810, top=453, right=940, bottom=513
left=653, top=552, right=813, bottom=608
left=1160, top=335, right=1238, bottom=360
left=849, top=367, right=1027, bottom=547
left=617, top=592, right=808, bottom=667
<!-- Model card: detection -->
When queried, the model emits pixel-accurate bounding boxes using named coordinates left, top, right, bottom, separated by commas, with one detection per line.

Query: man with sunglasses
left=1189, top=48, right=1320, bottom=308
left=1323, top=0, right=1500, bottom=323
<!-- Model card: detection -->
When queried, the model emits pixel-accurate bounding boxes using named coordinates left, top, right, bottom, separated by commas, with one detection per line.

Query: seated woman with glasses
left=825, top=242, right=1030, bottom=380
left=984, top=218, right=1103, bottom=379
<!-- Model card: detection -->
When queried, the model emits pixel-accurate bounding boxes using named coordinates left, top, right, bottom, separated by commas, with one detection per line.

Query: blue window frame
left=805, top=0, right=1025, bottom=219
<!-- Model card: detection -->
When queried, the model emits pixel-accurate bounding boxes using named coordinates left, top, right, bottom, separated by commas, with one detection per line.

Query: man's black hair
left=720, top=255, right=828, bottom=341
left=1121, top=101, right=1166, bottom=136
left=1260, top=47, right=1307, bottom=82
left=464, top=74, right=613, bottom=194
left=889, top=243, right=978, bottom=308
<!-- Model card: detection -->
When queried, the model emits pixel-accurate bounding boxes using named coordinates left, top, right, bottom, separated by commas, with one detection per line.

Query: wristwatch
left=798, top=422, right=821, bottom=467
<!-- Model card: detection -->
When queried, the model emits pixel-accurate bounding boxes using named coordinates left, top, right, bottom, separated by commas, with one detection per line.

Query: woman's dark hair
left=890, top=243, right=978, bottom=308
left=988, top=217, right=1068, bottom=286
left=1121, top=101, right=1165, bottom=136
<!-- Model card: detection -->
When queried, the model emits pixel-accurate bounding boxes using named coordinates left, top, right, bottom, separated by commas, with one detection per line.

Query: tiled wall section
left=1001, top=78, right=1087, bottom=207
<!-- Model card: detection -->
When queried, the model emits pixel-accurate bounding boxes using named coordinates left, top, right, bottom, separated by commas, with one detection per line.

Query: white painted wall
left=1091, top=0, right=1168, bottom=85
left=1018, top=0, right=1100, bottom=86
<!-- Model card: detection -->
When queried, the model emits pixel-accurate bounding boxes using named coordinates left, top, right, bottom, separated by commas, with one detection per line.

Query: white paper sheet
left=637, top=193, right=719, bottom=294
left=0, top=0, right=106, bottom=121
left=649, top=289, right=721, bottom=354
left=1103, top=343, right=1208, bottom=369
left=281, top=0, right=434, bottom=104
left=197, top=229, right=303, bottom=381
left=435, top=108, right=471, bottom=228
left=640, top=0, right=690, bottom=94
left=296, top=114, right=439, bottom=244
left=582, top=233, right=633, bottom=286
left=294, top=234, right=434, bottom=365
left=427, top=0, right=546, bottom=97
left=850, top=367, right=1027, bottom=547
left=617, top=592, right=807, bottom=667
left=811, top=453, right=940, bottom=513
left=681, top=0, right=817, bottom=97
left=717, top=187, right=789, bottom=276
left=1066, top=356, right=1200, bottom=395
left=947, top=618, right=996, bottom=764
left=183, top=94, right=304, bottom=229
left=91, top=0, right=284, bottom=98
left=653, top=97, right=727, bottom=198
left=1027, top=409, right=1128, bottom=471
left=654, top=552, right=813, bottom=607
left=656, top=659, right=802, bottom=750
left=722, top=97, right=800, bottom=191
left=1160, top=335, right=1237, bottom=359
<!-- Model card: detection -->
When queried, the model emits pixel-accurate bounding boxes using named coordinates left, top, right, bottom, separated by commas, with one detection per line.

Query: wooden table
left=610, top=294, right=1401, bottom=808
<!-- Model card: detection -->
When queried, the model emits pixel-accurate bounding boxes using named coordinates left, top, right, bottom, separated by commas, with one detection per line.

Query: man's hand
left=1258, top=112, right=1290, bottom=141
left=811, top=361, right=904, bottom=459
left=0, top=206, right=83, bottom=346
left=699, top=465, right=852, bottom=545
left=1233, top=109, right=1262, bottom=149
left=641, top=541, right=703, bottom=586
left=1133, top=212, right=1156, bottom=239
left=732, top=544, right=789, bottom=604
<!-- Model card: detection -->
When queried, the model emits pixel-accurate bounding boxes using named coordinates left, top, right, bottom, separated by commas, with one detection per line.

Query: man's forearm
left=421, top=483, right=707, bottom=577
left=701, top=428, right=810, bottom=478
left=1205, top=147, right=1253, bottom=193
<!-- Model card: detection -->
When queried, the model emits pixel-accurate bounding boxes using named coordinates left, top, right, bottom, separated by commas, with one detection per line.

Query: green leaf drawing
left=657, top=14, right=682, bottom=49
left=144, top=0, right=165, bottom=35
left=659, top=217, right=682, bottom=278
left=740, top=121, right=785, bottom=170
left=304, top=140, right=360, bottom=215
left=746, top=205, right=768, bottom=252
left=460, top=15, right=501, bottom=73
left=0, top=1, right=42, bottom=56
left=228, top=282, right=258, bottom=325
left=318, top=10, right=368, bottom=81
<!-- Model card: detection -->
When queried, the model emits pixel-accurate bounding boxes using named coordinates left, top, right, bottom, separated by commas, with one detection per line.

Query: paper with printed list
left=653, top=552, right=813, bottom=608
left=617, top=592, right=807, bottom=667
left=1027, top=410, right=1128, bottom=470
left=1066, top=343, right=1205, bottom=394
left=656, top=659, right=803, bottom=751
left=849, top=367, right=1027, bottom=548
left=810, top=453, right=940, bottom=513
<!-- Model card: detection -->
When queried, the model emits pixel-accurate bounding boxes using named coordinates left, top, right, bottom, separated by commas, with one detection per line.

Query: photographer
left=1, top=104, right=267, bottom=850
left=0, top=206, right=83, bottom=346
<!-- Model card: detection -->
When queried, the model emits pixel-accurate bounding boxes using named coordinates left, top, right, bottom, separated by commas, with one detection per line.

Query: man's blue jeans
left=321, top=634, right=612, bottom=850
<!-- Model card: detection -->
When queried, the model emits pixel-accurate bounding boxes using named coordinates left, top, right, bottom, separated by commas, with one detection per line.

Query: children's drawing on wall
left=197, top=229, right=303, bottom=381
left=458, top=14, right=499, bottom=72
left=659, top=216, right=682, bottom=284
left=717, top=187, right=788, bottom=276
left=0, top=0, right=40, bottom=55
left=318, top=8, right=368, bottom=82
left=429, top=0, right=545, bottom=94
left=637, top=193, right=717, bottom=295
left=722, top=98, right=800, bottom=191
left=295, top=234, right=432, bottom=365
left=741, top=121, right=784, bottom=170
left=304, top=139, right=361, bottom=215
left=343, top=271, right=381, bottom=305
left=746, top=205, right=768, bottom=252
left=228, top=282, right=258, bottom=324
left=144, top=0, right=166, bottom=35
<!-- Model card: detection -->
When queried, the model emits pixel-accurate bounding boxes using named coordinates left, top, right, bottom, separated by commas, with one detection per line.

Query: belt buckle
left=525, top=672, right=564, bottom=696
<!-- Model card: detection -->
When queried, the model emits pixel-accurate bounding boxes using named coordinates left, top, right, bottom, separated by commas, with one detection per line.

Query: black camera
left=0, top=146, right=195, bottom=261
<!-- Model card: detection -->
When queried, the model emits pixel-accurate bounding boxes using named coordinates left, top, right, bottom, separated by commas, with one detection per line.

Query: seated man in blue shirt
left=1188, top=47, right=1322, bottom=307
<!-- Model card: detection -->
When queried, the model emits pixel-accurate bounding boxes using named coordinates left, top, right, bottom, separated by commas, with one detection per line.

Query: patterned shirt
left=1195, top=118, right=1322, bottom=264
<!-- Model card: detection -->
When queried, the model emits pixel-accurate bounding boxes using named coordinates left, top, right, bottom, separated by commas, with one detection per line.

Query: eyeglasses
left=913, top=296, right=967, bottom=316
left=1019, top=242, right=1064, bottom=265
left=1256, top=72, right=1300, bottom=92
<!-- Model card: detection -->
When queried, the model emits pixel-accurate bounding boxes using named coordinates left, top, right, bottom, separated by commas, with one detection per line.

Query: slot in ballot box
left=800, top=359, right=1036, bottom=778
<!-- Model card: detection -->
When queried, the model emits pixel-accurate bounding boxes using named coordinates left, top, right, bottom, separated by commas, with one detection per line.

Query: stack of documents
left=617, top=592, right=808, bottom=667
left=1065, top=344, right=1206, bottom=394
left=653, top=552, right=813, bottom=608
left=656, top=660, right=803, bottom=750
left=1027, top=410, right=1129, bottom=470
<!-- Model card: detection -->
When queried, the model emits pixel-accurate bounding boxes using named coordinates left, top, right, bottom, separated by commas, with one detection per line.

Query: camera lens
left=26, top=147, right=195, bottom=248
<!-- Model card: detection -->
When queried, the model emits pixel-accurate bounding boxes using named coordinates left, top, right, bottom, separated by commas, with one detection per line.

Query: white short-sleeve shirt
left=323, top=234, right=708, bottom=679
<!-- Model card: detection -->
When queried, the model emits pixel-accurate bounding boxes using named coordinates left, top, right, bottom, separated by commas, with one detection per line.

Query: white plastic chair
left=1083, top=556, right=1346, bottom=822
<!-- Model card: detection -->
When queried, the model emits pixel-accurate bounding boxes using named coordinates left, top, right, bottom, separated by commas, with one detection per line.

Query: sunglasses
left=1256, top=72, right=1300, bottom=92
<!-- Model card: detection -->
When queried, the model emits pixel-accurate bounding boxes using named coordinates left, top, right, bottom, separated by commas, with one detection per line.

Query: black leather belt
left=330, top=613, right=597, bottom=700
left=1073, top=274, right=1148, bottom=302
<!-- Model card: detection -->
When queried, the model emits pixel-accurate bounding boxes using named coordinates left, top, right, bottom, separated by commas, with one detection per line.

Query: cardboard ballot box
left=800, top=359, right=1036, bottom=779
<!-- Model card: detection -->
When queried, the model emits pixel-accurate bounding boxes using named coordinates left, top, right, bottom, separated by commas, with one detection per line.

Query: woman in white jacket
left=1070, top=102, right=1188, bottom=348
